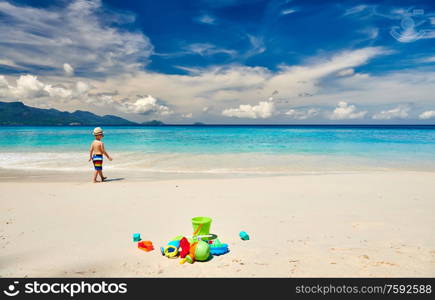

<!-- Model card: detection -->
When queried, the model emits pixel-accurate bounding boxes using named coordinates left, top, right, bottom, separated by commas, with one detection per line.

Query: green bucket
left=192, top=217, right=212, bottom=238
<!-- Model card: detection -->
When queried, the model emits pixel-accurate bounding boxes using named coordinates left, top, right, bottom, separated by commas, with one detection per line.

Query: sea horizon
left=1, top=124, right=435, bottom=127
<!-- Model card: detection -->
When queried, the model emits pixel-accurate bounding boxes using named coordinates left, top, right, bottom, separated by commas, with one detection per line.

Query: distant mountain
left=141, top=120, right=165, bottom=126
left=0, top=101, right=137, bottom=126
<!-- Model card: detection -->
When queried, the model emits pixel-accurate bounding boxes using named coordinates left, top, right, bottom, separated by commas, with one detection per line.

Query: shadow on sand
left=103, top=178, right=125, bottom=182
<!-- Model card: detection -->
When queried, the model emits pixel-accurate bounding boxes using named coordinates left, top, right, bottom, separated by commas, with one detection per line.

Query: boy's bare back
left=91, top=140, right=104, bottom=155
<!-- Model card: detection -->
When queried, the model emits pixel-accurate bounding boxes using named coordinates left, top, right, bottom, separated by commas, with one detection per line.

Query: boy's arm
left=101, top=142, right=113, bottom=161
left=88, top=144, right=93, bottom=161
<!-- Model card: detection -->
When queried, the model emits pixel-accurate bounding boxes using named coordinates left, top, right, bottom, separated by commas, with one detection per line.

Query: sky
left=0, top=0, right=435, bottom=124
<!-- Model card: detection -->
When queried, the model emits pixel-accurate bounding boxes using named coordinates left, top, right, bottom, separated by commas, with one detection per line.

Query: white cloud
left=343, top=5, right=369, bottom=16
left=0, top=0, right=153, bottom=76
left=285, top=108, right=319, bottom=120
left=6, top=74, right=76, bottom=100
left=120, top=95, right=172, bottom=115
left=44, top=84, right=72, bottom=99
left=86, top=47, right=389, bottom=121
left=329, top=101, right=367, bottom=120
left=0, top=76, right=9, bottom=88
left=4, top=44, right=435, bottom=123
left=182, top=113, right=193, bottom=118
left=185, top=43, right=237, bottom=57
left=281, top=9, right=296, bottom=15
left=12, top=75, right=47, bottom=98
left=245, top=35, right=266, bottom=57
left=0, top=74, right=77, bottom=101
left=372, top=105, right=410, bottom=120
left=261, top=47, right=387, bottom=103
left=419, top=56, right=435, bottom=63
left=366, top=27, right=379, bottom=40
left=75, top=81, right=91, bottom=95
left=0, top=75, right=12, bottom=97
left=222, top=101, right=275, bottom=119
left=337, top=68, right=354, bottom=77
left=63, top=63, right=74, bottom=76
left=195, top=14, right=216, bottom=24
left=419, top=110, right=435, bottom=120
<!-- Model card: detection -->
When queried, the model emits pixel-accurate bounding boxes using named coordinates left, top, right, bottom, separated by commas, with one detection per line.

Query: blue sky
left=1, top=0, right=435, bottom=123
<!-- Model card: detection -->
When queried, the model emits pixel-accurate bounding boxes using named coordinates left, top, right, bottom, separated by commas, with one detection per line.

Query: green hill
left=0, top=101, right=137, bottom=126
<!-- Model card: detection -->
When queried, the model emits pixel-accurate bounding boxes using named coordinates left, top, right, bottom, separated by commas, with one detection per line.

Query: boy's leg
left=92, top=170, right=99, bottom=183
left=98, top=170, right=107, bottom=181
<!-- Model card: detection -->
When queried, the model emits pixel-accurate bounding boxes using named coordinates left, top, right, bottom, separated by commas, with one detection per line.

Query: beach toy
left=184, top=241, right=199, bottom=263
left=164, top=245, right=178, bottom=258
left=193, top=234, right=218, bottom=241
left=239, top=231, right=250, bottom=240
left=185, top=255, right=194, bottom=264
left=192, top=217, right=212, bottom=239
left=138, top=241, right=154, bottom=252
left=161, top=238, right=182, bottom=258
left=179, top=237, right=190, bottom=258
left=210, top=239, right=229, bottom=256
left=168, top=240, right=180, bottom=248
left=194, top=240, right=211, bottom=261
left=133, top=233, right=141, bottom=242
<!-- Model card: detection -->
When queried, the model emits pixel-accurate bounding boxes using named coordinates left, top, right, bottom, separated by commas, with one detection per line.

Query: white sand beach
left=1, top=171, right=434, bottom=277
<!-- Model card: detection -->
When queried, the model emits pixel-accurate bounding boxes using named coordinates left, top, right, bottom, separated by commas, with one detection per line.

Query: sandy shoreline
left=1, top=171, right=435, bottom=277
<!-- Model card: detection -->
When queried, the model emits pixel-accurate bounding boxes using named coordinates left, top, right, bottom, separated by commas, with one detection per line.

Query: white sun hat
left=93, top=127, right=104, bottom=136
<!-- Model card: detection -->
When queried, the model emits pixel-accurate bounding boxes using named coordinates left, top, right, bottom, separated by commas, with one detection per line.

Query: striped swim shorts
left=92, top=154, right=103, bottom=170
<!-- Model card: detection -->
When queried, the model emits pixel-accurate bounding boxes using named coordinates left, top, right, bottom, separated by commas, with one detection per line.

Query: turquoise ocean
left=1, top=125, right=435, bottom=175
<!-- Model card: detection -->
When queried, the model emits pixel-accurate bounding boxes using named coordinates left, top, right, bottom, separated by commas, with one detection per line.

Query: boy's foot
left=102, top=177, right=107, bottom=181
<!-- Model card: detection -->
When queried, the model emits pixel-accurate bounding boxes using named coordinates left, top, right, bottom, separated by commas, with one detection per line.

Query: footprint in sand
left=373, top=261, right=397, bottom=267
left=289, top=259, right=300, bottom=274
left=74, top=271, right=86, bottom=275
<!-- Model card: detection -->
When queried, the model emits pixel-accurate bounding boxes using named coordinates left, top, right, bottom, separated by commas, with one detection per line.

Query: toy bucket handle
left=193, top=223, right=203, bottom=236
